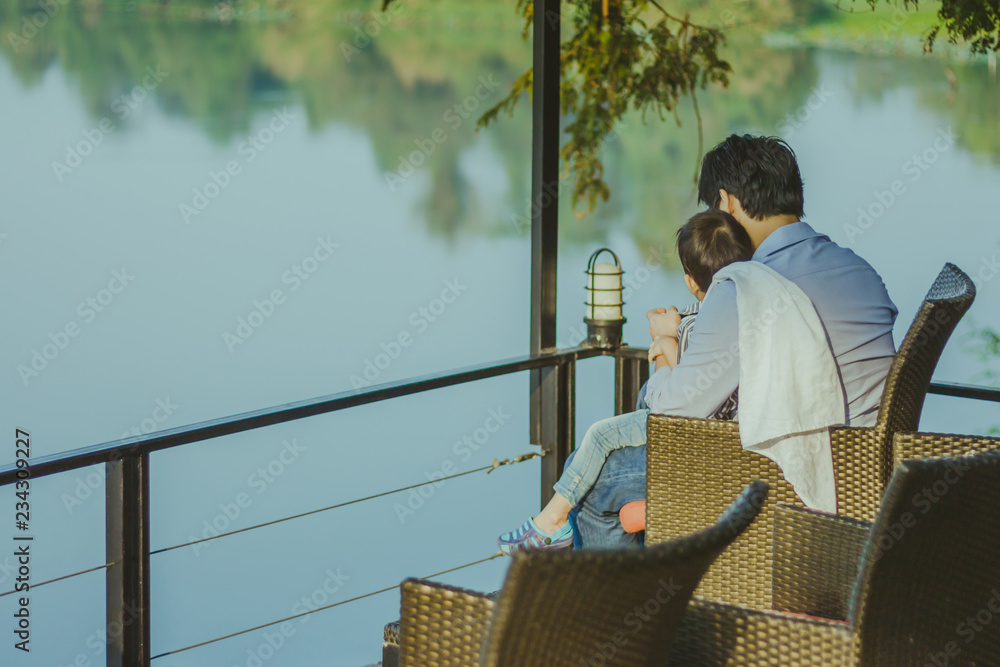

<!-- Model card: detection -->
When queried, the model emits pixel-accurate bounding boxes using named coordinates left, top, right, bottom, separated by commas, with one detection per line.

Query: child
left=498, top=209, right=752, bottom=553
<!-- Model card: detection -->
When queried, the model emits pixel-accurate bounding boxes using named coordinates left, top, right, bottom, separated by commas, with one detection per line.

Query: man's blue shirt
left=645, top=222, right=898, bottom=426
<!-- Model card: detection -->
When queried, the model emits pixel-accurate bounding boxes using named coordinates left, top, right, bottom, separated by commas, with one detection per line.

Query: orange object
left=619, top=500, right=646, bottom=534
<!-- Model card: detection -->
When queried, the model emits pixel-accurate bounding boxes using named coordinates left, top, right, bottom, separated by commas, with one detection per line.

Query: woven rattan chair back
left=398, top=580, right=497, bottom=667
left=646, top=263, right=974, bottom=612
left=476, top=481, right=767, bottom=667
left=850, top=444, right=1000, bottom=665
left=834, top=263, right=975, bottom=528
left=647, top=417, right=796, bottom=610
left=867, top=262, right=975, bottom=484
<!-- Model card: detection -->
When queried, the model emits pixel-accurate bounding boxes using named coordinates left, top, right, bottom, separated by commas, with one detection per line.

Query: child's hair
left=676, top=210, right=754, bottom=292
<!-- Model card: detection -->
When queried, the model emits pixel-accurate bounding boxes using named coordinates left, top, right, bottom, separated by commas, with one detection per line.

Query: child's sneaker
left=498, top=517, right=574, bottom=554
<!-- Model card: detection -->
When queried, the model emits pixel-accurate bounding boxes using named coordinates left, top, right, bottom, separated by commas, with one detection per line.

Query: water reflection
left=0, top=1, right=816, bottom=253
left=1, top=2, right=999, bottom=665
left=3, top=2, right=996, bottom=246
left=0, top=0, right=534, bottom=237
left=836, top=54, right=1000, bottom=166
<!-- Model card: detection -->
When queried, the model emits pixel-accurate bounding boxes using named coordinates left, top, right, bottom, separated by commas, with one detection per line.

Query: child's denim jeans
left=564, top=379, right=650, bottom=548
left=553, top=410, right=649, bottom=506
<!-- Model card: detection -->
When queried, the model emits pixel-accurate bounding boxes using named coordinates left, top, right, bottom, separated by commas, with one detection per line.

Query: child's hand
left=648, top=335, right=678, bottom=366
left=647, top=306, right=681, bottom=340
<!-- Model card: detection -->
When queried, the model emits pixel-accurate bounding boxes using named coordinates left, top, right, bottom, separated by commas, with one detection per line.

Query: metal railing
left=0, top=5, right=629, bottom=662
left=927, top=381, right=1000, bottom=403
left=6, top=0, right=999, bottom=658
left=3, top=341, right=997, bottom=664
left=0, top=343, right=653, bottom=665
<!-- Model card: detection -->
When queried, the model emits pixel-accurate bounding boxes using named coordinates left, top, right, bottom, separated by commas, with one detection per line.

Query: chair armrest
left=399, top=579, right=497, bottom=667
left=668, top=597, right=855, bottom=665
left=829, top=425, right=888, bottom=523
left=831, top=429, right=1000, bottom=525
left=893, top=431, right=1000, bottom=469
left=772, top=504, right=871, bottom=620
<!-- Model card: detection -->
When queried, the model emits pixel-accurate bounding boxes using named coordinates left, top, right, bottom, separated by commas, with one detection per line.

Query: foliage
left=381, top=0, right=998, bottom=215
left=897, top=0, right=1000, bottom=54
left=966, top=324, right=1000, bottom=435
left=968, top=326, right=1000, bottom=382
left=474, top=0, right=731, bottom=215
left=3, top=0, right=996, bottom=230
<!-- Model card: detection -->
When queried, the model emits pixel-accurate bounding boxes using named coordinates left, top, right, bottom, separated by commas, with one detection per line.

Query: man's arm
left=644, top=281, right=740, bottom=417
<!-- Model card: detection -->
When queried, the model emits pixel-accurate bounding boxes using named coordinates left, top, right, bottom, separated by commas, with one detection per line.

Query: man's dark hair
left=697, top=134, right=805, bottom=220
left=677, top=210, right=754, bottom=292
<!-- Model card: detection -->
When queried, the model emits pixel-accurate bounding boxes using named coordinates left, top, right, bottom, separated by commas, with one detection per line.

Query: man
left=570, top=134, right=899, bottom=548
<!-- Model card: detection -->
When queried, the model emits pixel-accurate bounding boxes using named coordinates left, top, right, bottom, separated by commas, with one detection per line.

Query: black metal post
left=529, top=0, right=566, bottom=506
left=536, top=360, right=575, bottom=503
left=106, top=454, right=150, bottom=667
left=615, top=349, right=650, bottom=415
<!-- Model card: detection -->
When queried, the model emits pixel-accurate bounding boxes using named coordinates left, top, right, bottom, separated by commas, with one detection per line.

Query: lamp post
left=584, top=248, right=626, bottom=349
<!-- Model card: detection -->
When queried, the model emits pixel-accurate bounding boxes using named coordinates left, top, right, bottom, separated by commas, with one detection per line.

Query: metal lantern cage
left=584, top=247, right=626, bottom=349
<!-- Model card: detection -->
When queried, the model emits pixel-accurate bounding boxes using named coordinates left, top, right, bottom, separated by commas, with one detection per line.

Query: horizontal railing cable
left=0, top=562, right=115, bottom=598
left=150, top=450, right=544, bottom=556
left=150, top=551, right=504, bottom=660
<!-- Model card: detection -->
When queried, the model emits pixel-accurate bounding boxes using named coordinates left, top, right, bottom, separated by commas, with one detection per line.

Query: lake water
left=1, top=2, right=998, bottom=665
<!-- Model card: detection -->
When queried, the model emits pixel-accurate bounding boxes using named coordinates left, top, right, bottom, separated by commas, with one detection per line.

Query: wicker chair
left=382, top=481, right=767, bottom=667
left=645, top=263, right=975, bottom=610
left=667, top=434, right=1000, bottom=665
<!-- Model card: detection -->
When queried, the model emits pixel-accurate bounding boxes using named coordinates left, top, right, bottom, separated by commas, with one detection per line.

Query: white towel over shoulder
left=707, top=261, right=847, bottom=512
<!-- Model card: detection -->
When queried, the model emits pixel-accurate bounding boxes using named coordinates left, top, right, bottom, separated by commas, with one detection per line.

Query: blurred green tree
left=379, top=0, right=998, bottom=214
